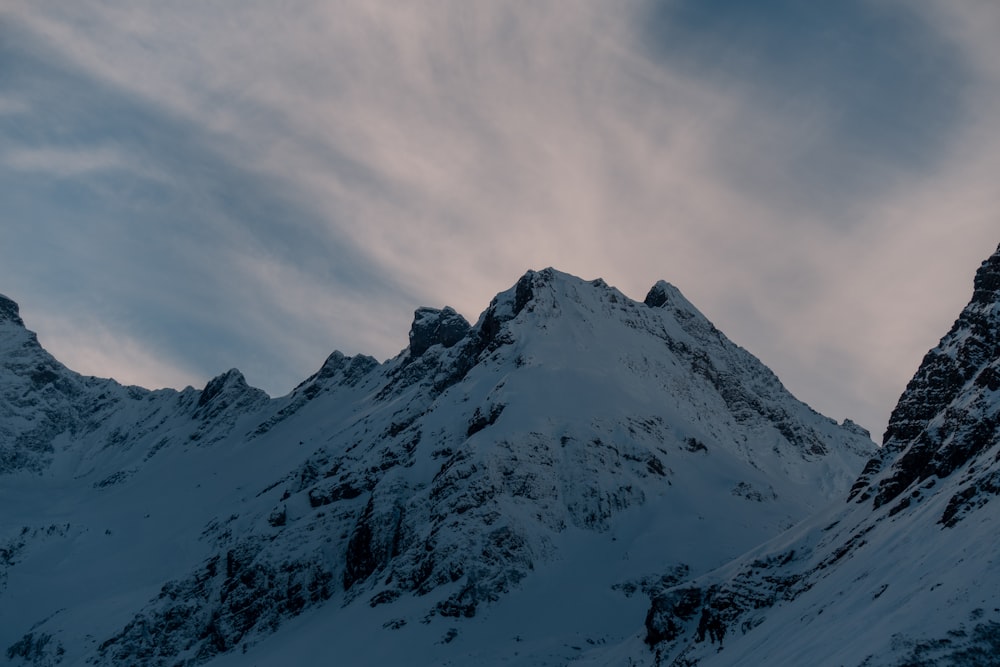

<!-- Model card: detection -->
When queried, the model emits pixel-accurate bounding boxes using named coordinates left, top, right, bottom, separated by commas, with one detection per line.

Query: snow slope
left=0, top=270, right=874, bottom=666
left=642, top=245, right=1000, bottom=666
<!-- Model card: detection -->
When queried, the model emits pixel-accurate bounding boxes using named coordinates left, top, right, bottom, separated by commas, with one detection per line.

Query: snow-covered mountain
left=0, top=269, right=876, bottom=666
left=642, top=245, right=1000, bottom=666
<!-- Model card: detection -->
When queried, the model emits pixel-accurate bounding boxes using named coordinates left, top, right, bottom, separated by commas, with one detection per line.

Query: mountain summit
left=0, top=270, right=874, bottom=666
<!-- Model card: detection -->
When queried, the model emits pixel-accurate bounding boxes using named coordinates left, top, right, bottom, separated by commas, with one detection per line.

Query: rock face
left=407, top=307, right=471, bottom=357
left=0, top=270, right=875, bottom=666
left=0, top=294, right=24, bottom=326
left=854, top=247, right=1000, bottom=510
left=643, top=244, right=1000, bottom=667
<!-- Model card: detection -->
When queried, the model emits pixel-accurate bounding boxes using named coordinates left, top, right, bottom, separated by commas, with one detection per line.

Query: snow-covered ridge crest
left=0, top=270, right=875, bottom=666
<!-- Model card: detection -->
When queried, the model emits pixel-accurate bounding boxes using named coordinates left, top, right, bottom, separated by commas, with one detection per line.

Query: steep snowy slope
left=641, top=245, right=1000, bottom=667
left=0, top=271, right=874, bottom=667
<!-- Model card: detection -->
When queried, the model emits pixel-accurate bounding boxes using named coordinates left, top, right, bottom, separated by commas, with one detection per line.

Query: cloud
left=1, top=0, right=998, bottom=439
left=3, top=145, right=139, bottom=177
left=0, top=96, right=29, bottom=115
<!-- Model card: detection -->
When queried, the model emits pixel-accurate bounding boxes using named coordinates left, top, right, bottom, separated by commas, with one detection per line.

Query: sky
left=1, top=0, right=998, bottom=441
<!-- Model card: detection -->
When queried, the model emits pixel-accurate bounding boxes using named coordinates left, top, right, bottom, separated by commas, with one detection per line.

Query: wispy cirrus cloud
left=1, top=0, right=998, bottom=439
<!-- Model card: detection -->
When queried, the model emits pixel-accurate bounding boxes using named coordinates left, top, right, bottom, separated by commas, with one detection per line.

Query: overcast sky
left=2, top=1, right=999, bottom=440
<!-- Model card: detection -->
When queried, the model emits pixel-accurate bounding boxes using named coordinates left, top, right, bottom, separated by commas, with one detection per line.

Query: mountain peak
left=198, top=368, right=250, bottom=406
left=193, top=367, right=268, bottom=427
left=644, top=280, right=689, bottom=310
left=484, top=267, right=616, bottom=322
left=0, top=293, right=25, bottom=327
left=493, top=267, right=558, bottom=316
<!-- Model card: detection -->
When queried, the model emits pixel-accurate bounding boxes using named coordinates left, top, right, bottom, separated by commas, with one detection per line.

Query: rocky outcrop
left=94, top=543, right=334, bottom=666
left=193, top=369, right=268, bottom=422
left=408, top=307, right=470, bottom=357
left=0, top=294, right=25, bottom=327
left=854, top=244, right=1000, bottom=508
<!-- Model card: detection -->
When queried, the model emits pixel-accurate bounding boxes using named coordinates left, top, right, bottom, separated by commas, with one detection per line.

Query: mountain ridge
left=1, top=268, right=876, bottom=666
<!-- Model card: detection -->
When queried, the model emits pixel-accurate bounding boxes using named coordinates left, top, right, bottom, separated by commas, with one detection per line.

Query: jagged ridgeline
left=644, top=244, right=1000, bottom=666
left=0, top=270, right=875, bottom=666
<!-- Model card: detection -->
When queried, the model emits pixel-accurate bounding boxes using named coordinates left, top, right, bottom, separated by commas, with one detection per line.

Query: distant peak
left=408, top=306, right=471, bottom=356
left=0, top=293, right=25, bottom=327
left=197, top=368, right=249, bottom=407
left=316, top=350, right=348, bottom=377
left=644, top=280, right=698, bottom=314
left=643, top=281, right=675, bottom=308
left=521, top=267, right=557, bottom=281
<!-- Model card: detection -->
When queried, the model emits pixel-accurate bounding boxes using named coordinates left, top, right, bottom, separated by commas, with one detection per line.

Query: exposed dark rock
left=369, top=590, right=400, bottom=607
left=343, top=500, right=378, bottom=592
left=250, top=354, right=378, bottom=438
left=971, top=244, right=1000, bottom=306
left=311, top=351, right=348, bottom=382
left=198, top=369, right=247, bottom=409
left=343, top=497, right=407, bottom=593
left=343, top=355, right=379, bottom=384
left=643, top=281, right=671, bottom=308
left=195, top=369, right=267, bottom=421
left=307, top=482, right=365, bottom=508
left=408, top=307, right=471, bottom=357
left=94, top=470, right=131, bottom=489
left=684, top=437, right=708, bottom=453
left=474, top=269, right=549, bottom=355
left=6, top=631, right=64, bottom=666
left=466, top=404, right=505, bottom=437
left=0, top=294, right=25, bottom=327
left=432, top=525, right=532, bottom=619
left=513, top=271, right=539, bottom=315
left=95, top=546, right=333, bottom=666
left=267, top=506, right=287, bottom=528
left=731, top=481, right=776, bottom=502
left=940, top=469, right=1000, bottom=528
left=288, top=352, right=378, bottom=398
left=644, top=547, right=807, bottom=657
left=894, top=618, right=1000, bottom=666
left=644, top=586, right=702, bottom=646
